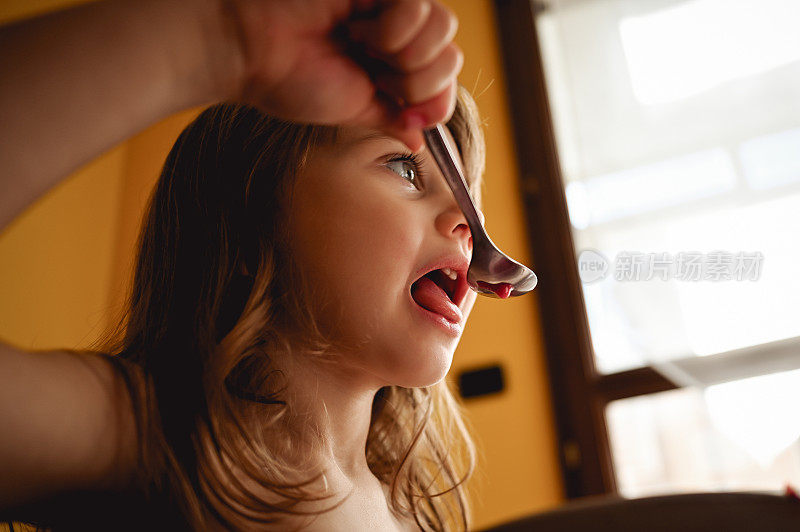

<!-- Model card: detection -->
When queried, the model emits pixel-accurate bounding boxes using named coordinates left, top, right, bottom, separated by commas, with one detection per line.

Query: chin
left=386, top=348, right=454, bottom=389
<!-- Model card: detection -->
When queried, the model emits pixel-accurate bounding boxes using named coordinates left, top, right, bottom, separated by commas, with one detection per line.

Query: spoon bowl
left=423, top=125, right=538, bottom=298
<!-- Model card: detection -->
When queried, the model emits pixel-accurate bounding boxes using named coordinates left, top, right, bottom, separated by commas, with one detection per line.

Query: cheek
left=462, top=290, right=478, bottom=320
left=286, top=184, right=422, bottom=332
left=329, top=204, right=420, bottom=306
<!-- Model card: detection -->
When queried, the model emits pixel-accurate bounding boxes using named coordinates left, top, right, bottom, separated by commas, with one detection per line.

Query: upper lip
left=411, top=254, right=471, bottom=309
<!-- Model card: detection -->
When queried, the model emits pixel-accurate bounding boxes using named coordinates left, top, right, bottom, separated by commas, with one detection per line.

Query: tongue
left=411, top=277, right=463, bottom=324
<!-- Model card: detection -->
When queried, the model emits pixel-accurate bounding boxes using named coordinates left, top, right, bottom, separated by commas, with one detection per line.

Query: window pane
left=537, top=0, right=800, bottom=373
left=580, top=192, right=800, bottom=374
left=606, top=371, right=800, bottom=497
left=739, top=127, right=800, bottom=190
left=565, top=148, right=736, bottom=227
left=618, top=0, right=800, bottom=105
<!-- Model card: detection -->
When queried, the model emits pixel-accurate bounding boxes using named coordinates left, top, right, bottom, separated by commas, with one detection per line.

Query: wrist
left=164, top=0, right=247, bottom=108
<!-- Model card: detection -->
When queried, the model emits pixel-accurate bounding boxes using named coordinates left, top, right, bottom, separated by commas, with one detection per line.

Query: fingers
left=348, top=0, right=432, bottom=53
left=402, top=79, right=457, bottom=128
left=393, top=2, right=458, bottom=71
left=349, top=1, right=458, bottom=69
left=375, top=80, right=456, bottom=152
left=377, top=43, right=462, bottom=106
left=346, top=1, right=462, bottom=129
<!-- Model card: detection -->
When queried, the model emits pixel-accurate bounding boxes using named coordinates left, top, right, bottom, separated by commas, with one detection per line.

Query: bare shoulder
left=225, top=478, right=419, bottom=531
left=294, top=481, right=419, bottom=531
left=0, top=341, right=137, bottom=511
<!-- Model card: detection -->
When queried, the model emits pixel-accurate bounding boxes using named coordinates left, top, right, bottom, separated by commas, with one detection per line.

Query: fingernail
left=404, top=111, right=427, bottom=130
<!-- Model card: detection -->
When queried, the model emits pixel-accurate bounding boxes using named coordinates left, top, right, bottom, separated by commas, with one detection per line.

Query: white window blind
left=536, top=0, right=800, bottom=497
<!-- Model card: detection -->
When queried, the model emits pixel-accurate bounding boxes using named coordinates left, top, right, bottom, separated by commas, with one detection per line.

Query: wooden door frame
left=492, top=0, right=677, bottom=499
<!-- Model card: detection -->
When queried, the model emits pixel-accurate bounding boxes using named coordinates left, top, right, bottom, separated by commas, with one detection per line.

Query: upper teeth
left=441, top=268, right=458, bottom=280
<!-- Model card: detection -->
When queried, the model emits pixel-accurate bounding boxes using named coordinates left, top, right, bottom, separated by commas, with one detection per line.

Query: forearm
left=0, top=0, right=244, bottom=232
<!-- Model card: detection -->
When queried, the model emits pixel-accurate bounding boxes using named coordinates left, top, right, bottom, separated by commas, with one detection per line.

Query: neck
left=270, top=347, right=385, bottom=487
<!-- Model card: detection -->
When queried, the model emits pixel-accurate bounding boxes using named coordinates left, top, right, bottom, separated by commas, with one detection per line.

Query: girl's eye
left=384, top=154, right=423, bottom=189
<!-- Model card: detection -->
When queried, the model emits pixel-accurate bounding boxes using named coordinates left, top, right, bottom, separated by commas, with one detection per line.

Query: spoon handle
left=422, top=125, right=486, bottom=241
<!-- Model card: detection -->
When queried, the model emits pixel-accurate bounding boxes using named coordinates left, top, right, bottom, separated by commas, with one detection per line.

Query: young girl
left=0, top=0, right=483, bottom=530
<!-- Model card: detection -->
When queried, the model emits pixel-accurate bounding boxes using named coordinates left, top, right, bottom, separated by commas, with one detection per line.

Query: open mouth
left=410, top=267, right=467, bottom=324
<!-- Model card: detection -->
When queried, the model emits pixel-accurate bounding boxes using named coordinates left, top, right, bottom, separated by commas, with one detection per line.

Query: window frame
left=495, top=0, right=800, bottom=500
left=492, top=0, right=679, bottom=499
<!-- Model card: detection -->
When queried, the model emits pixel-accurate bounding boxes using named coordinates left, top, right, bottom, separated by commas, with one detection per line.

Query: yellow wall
left=0, top=0, right=126, bottom=351
left=0, top=0, right=563, bottom=528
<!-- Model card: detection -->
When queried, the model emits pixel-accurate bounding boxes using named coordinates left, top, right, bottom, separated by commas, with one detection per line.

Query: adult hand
left=0, top=0, right=460, bottom=230
left=223, top=0, right=462, bottom=150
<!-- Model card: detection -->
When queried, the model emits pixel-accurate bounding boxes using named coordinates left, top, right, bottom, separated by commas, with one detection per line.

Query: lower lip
left=408, top=292, right=463, bottom=336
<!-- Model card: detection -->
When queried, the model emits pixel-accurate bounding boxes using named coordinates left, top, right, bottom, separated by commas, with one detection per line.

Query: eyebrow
left=355, top=131, right=470, bottom=178
left=353, top=132, right=435, bottom=159
left=354, top=131, right=401, bottom=145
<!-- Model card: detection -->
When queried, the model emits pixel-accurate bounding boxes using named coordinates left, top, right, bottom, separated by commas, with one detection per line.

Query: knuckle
left=442, top=6, right=458, bottom=38
left=392, top=36, right=418, bottom=68
left=396, top=19, right=460, bottom=72
left=395, top=41, right=428, bottom=72
left=397, top=43, right=461, bottom=104
left=407, top=71, right=444, bottom=105
left=452, top=44, right=464, bottom=71
left=401, top=75, right=424, bottom=105
left=383, top=0, right=431, bottom=53
left=396, top=49, right=418, bottom=72
left=415, top=0, right=434, bottom=20
left=443, top=43, right=463, bottom=72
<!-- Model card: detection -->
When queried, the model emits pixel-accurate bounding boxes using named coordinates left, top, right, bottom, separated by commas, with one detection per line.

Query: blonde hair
left=87, top=86, right=486, bottom=531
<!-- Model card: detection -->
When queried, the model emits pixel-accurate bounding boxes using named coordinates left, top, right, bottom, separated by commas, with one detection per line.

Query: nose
left=435, top=199, right=482, bottom=255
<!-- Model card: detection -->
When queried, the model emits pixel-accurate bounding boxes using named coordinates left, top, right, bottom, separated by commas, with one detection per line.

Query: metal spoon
left=423, top=124, right=538, bottom=299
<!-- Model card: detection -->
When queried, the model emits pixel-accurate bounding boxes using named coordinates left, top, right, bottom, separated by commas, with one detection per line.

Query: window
left=494, top=0, right=800, bottom=498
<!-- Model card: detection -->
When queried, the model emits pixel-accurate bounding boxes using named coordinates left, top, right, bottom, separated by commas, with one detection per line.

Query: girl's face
left=285, top=126, right=479, bottom=388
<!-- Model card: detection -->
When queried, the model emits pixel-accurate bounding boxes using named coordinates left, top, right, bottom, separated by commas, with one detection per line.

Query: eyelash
left=385, top=152, right=425, bottom=189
